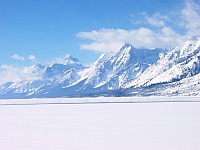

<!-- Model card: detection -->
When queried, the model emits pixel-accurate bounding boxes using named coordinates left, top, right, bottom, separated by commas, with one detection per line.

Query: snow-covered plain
left=0, top=97, right=200, bottom=150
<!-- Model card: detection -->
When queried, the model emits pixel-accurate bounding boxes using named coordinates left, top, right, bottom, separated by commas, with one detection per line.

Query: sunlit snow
left=0, top=97, right=200, bottom=150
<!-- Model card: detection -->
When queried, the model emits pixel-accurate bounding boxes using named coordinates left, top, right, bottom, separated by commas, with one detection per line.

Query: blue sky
left=0, top=0, right=200, bottom=85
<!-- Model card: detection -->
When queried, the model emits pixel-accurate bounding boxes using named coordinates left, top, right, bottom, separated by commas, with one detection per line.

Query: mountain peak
left=121, top=43, right=133, bottom=48
left=113, top=43, right=133, bottom=58
left=64, top=54, right=81, bottom=65
left=118, top=43, right=133, bottom=52
left=65, top=54, right=73, bottom=59
left=34, top=64, right=45, bottom=70
left=188, top=36, right=200, bottom=41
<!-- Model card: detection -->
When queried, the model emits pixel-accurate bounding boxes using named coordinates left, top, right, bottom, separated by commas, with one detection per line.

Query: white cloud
left=182, top=0, right=200, bottom=36
left=11, top=54, right=25, bottom=61
left=77, top=28, right=136, bottom=43
left=11, top=54, right=37, bottom=62
left=76, top=27, right=187, bottom=52
left=143, top=12, right=168, bottom=27
left=0, top=65, right=22, bottom=85
left=0, top=65, right=42, bottom=85
left=80, top=42, right=124, bottom=53
left=28, top=55, right=36, bottom=61
left=76, top=0, right=200, bottom=53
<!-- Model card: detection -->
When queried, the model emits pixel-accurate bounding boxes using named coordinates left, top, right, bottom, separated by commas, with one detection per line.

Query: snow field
left=0, top=97, right=200, bottom=150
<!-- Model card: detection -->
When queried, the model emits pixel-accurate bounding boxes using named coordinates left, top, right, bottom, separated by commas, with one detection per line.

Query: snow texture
left=126, top=37, right=200, bottom=87
left=0, top=97, right=200, bottom=150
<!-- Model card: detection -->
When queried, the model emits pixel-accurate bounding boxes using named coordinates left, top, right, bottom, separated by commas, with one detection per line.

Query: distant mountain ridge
left=0, top=37, right=200, bottom=98
left=73, top=43, right=166, bottom=91
left=0, top=55, right=85, bottom=98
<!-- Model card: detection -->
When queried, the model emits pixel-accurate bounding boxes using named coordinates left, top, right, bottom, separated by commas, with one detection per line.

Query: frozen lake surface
left=0, top=97, right=200, bottom=150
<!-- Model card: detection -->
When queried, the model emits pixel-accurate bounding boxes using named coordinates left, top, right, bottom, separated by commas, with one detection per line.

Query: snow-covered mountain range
left=124, top=37, right=200, bottom=96
left=0, top=37, right=200, bottom=98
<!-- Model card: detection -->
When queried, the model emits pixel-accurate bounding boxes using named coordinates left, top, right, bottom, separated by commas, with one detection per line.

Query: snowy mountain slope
left=44, top=55, right=84, bottom=79
left=157, top=73, right=200, bottom=96
left=27, top=55, right=85, bottom=97
left=74, top=52, right=112, bottom=87
left=101, top=45, right=166, bottom=90
left=0, top=44, right=167, bottom=98
left=1, top=37, right=200, bottom=98
left=72, top=43, right=166, bottom=92
left=5, top=43, right=165, bottom=98
left=0, top=64, right=46, bottom=98
left=125, top=73, right=200, bottom=97
left=125, top=37, right=200, bottom=88
left=0, top=55, right=85, bottom=98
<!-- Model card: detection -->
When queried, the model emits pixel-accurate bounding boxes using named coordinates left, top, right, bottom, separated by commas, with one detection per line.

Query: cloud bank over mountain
left=76, top=0, right=200, bottom=53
